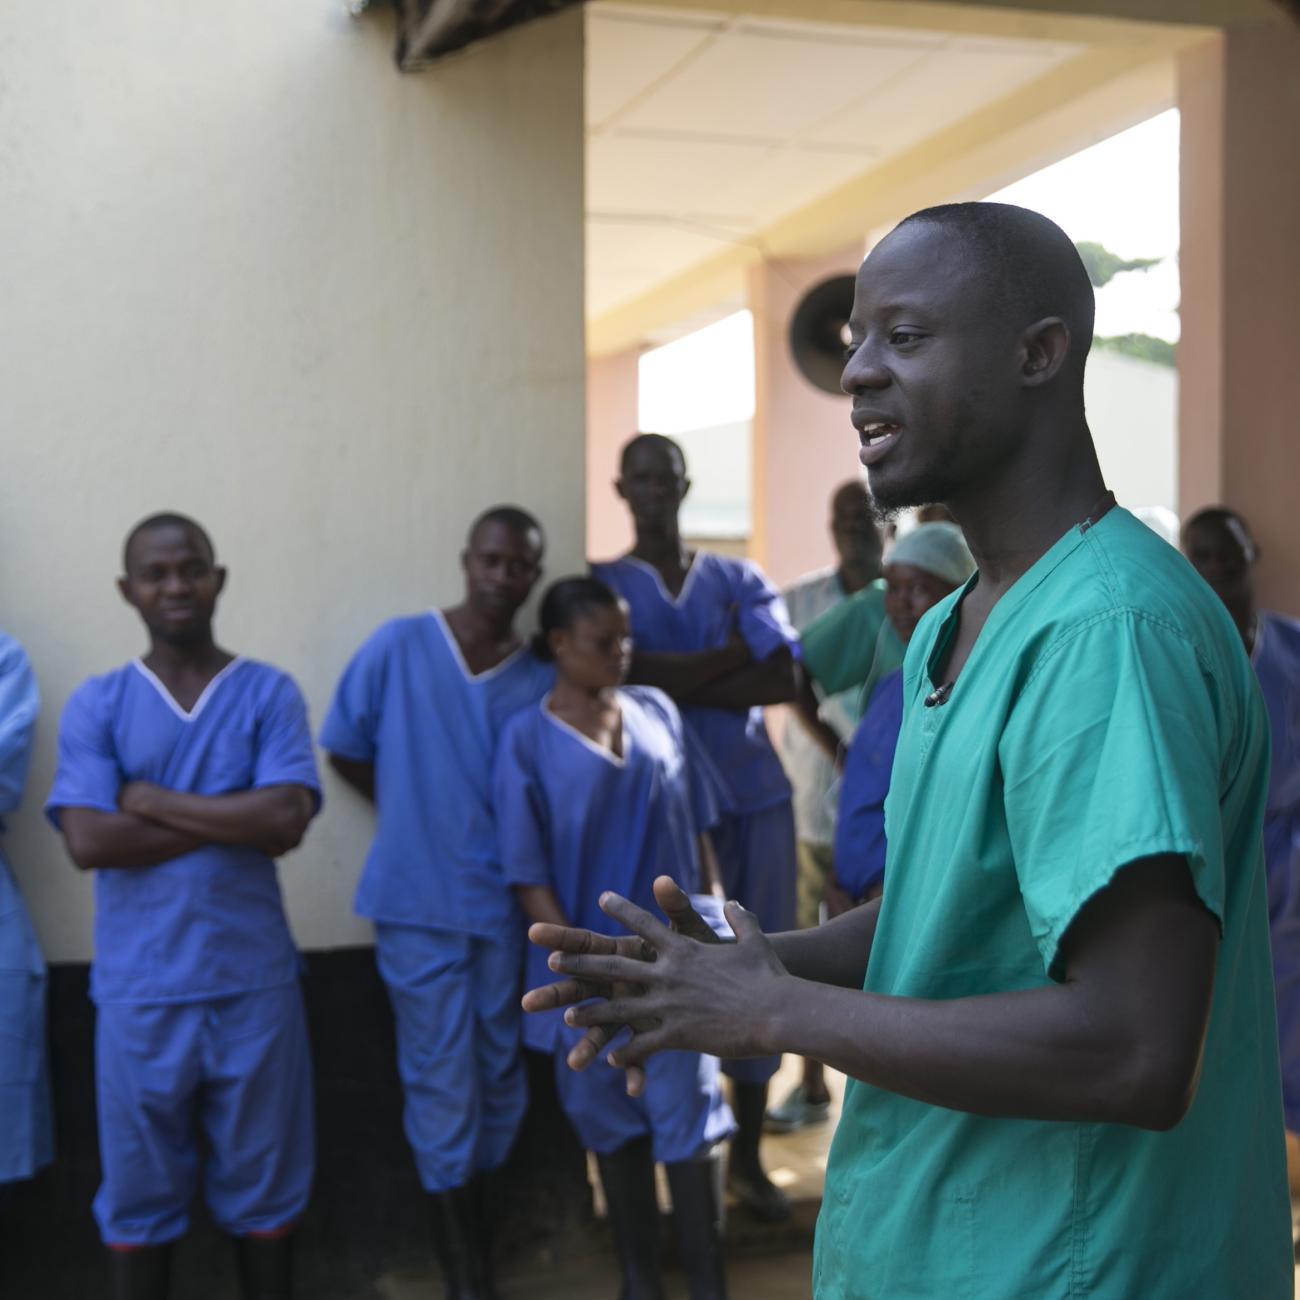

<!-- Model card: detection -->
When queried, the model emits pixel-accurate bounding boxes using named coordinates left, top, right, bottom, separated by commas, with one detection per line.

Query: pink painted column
left=586, top=346, right=638, bottom=562
left=1178, top=21, right=1300, bottom=614
left=748, top=246, right=865, bottom=589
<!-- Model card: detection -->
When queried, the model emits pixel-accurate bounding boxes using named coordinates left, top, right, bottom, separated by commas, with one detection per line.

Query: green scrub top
left=813, top=507, right=1291, bottom=1300
left=801, top=581, right=905, bottom=724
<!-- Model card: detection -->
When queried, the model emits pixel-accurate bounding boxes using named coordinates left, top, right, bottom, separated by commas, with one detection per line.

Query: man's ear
left=1019, top=317, right=1071, bottom=389
left=116, top=576, right=132, bottom=607
left=681, top=475, right=692, bottom=502
left=212, top=566, right=228, bottom=597
left=614, top=476, right=628, bottom=503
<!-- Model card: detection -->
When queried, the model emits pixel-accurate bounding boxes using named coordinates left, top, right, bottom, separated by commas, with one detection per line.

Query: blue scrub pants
left=553, top=1028, right=734, bottom=1163
left=375, top=924, right=525, bottom=1193
left=710, top=801, right=797, bottom=1084
left=93, top=983, right=314, bottom=1247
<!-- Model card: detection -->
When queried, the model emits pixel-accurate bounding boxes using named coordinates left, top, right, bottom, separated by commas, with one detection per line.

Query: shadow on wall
left=0, top=951, right=592, bottom=1300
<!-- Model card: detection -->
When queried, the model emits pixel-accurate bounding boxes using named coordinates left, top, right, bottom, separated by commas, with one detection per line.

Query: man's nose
left=841, top=342, right=888, bottom=395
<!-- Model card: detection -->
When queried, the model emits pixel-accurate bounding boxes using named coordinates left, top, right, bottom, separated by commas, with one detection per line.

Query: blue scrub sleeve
left=0, top=640, right=38, bottom=817
left=492, top=723, right=551, bottom=889
left=998, top=612, right=1229, bottom=979
left=46, top=682, right=122, bottom=825
left=734, top=561, right=801, bottom=663
left=252, top=676, right=323, bottom=809
left=319, top=630, right=385, bottom=761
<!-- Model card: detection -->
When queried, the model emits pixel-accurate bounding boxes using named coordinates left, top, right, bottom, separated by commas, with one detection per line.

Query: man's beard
left=867, top=464, right=962, bottom=521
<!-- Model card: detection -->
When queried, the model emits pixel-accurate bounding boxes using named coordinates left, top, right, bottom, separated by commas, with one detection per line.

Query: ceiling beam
left=587, top=38, right=1180, bottom=355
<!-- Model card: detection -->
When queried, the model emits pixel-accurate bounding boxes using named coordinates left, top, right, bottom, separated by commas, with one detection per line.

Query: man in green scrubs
left=527, top=202, right=1292, bottom=1298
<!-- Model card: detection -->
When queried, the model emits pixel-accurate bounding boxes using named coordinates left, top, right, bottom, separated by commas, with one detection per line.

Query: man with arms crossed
left=527, top=204, right=1292, bottom=1298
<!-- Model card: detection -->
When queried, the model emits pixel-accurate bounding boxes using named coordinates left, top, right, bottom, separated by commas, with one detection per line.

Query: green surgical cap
left=885, top=522, right=976, bottom=587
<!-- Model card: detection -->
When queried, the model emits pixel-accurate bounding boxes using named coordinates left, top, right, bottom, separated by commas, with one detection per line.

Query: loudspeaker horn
left=788, top=274, right=856, bottom=395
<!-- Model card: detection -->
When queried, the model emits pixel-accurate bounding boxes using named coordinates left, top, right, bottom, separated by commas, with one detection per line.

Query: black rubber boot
left=727, top=1081, right=791, bottom=1224
left=596, top=1137, right=665, bottom=1300
left=468, top=1172, right=504, bottom=1300
left=666, top=1154, right=728, bottom=1300
left=107, top=1243, right=173, bottom=1300
left=430, top=1186, right=491, bottom=1299
left=233, top=1232, right=294, bottom=1300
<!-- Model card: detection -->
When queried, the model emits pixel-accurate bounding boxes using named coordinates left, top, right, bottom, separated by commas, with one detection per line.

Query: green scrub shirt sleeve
left=998, top=611, right=1228, bottom=980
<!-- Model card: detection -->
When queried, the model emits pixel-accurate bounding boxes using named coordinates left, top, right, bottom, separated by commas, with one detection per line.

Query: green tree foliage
left=1092, top=333, right=1176, bottom=368
left=1075, top=240, right=1162, bottom=288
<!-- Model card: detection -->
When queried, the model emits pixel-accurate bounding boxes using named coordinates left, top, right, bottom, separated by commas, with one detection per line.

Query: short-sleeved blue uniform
left=320, top=611, right=553, bottom=1192
left=0, top=632, right=53, bottom=1186
left=1253, top=610, right=1300, bottom=1130
left=591, top=554, right=800, bottom=1083
left=495, top=686, right=734, bottom=1162
left=46, top=656, right=321, bottom=1246
left=832, top=670, right=903, bottom=901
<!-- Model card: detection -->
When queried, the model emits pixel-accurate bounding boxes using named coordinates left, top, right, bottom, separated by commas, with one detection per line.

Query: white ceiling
left=586, top=3, right=1084, bottom=324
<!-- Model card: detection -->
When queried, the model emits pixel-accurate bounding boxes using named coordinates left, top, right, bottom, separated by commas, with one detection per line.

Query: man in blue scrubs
left=593, top=437, right=800, bottom=1221
left=529, top=205, right=1292, bottom=1298
left=321, top=506, right=550, bottom=1298
left=0, top=631, right=53, bottom=1197
left=48, top=513, right=321, bottom=1300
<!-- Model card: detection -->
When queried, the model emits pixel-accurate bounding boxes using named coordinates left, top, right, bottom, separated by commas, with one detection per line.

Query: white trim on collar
left=131, top=655, right=244, bottom=723
left=430, top=609, right=527, bottom=683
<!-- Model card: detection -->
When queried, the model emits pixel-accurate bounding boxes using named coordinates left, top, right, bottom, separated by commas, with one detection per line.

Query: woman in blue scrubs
left=0, top=631, right=53, bottom=1197
left=46, top=514, right=321, bottom=1300
left=495, top=577, right=733, bottom=1300
left=830, top=524, right=974, bottom=910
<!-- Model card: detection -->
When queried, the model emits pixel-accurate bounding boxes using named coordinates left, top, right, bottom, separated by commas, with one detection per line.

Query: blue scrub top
left=833, top=669, right=903, bottom=900
left=0, top=631, right=44, bottom=977
left=591, top=553, right=799, bottom=816
left=320, top=611, right=553, bottom=936
left=494, top=686, right=716, bottom=1050
left=46, top=658, right=321, bottom=1005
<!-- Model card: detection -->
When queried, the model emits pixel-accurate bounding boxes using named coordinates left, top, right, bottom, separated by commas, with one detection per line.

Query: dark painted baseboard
left=0, top=948, right=594, bottom=1300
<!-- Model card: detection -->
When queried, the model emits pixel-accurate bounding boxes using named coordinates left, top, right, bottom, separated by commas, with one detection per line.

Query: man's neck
left=443, top=601, right=515, bottom=650
left=949, top=427, right=1107, bottom=598
left=837, top=562, right=879, bottom=596
left=142, top=634, right=228, bottom=680
left=630, top=524, right=688, bottom=570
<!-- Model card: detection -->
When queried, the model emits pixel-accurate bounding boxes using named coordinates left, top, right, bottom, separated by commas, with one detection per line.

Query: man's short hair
left=619, top=432, right=687, bottom=477
left=897, top=203, right=1095, bottom=362
left=122, top=512, right=215, bottom=572
left=468, top=505, right=545, bottom=554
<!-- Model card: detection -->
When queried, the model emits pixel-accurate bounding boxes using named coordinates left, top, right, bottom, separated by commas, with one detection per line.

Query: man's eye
left=890, top=330, right=923, bottom=346
left=842, top=341, right=862, bottom=361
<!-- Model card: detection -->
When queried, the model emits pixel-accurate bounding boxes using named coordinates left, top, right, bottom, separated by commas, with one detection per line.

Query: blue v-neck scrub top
left=814, top=508, right=1292, bottom=1300
left=319, top=611, right=554, bottom=936
left=46, top=658, right=321, bottom=1005
left=494, top=686, right=717, bottom=1052
left=590, top=554, right=799, bottom=816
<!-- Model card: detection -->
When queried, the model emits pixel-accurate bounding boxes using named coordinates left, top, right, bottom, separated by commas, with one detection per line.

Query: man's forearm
left=626, top=645, right=750, bottom=700
left=128, top=785, right=314, bottom=857
left=764, top=975, right=1180, bottom=1129
left=791, top=673, right=842, bottom=762
left=679, top=653, right=798, bottom=709
left=59, top=808, right=205, bottom=871
left=328, top=753, right=376, bottom=802
left=770, top=897, right=881, bottom=988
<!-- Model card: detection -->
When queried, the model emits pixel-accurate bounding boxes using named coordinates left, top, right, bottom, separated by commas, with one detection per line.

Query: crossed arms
left=525, top=856, right=1218, bottom=1132
left=59, top=783, right=315, bottom=870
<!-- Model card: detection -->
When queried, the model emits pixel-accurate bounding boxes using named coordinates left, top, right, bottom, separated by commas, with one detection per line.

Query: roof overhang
left=395, top=0, right=585, bottom=69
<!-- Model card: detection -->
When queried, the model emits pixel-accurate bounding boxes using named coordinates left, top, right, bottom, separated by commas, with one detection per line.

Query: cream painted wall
left=0, top=4, right=586, bottom=961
